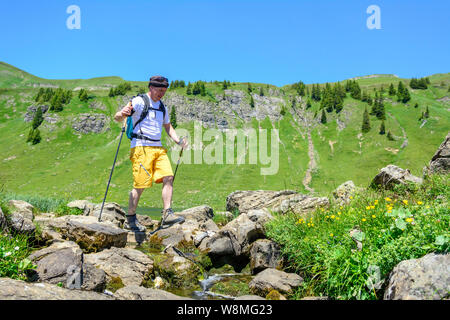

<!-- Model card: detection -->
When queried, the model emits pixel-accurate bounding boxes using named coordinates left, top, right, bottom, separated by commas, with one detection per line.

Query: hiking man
left=114, top=76, right=188, bottom=232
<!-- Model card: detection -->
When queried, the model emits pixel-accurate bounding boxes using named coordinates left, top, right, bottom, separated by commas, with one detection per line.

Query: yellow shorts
left=129, top=146, right=174, bottom=189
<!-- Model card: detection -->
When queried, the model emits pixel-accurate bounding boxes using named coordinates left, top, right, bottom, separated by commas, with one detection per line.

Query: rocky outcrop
left=84, top=247, right=153, bottom=287
left=113, top=285, right=191, bottom=300
left=8, top=200, right=34, bottom=221
left=384, top=253, right=450, bottom=300
left=332, top=181, right=358, bottom=205
left=370, top=165, right=423, bottom=190
left=226, top=190, right=329, bottom=215
left=67, top=200, right=94, bottom=216
left=0, top=277, right=113, bottom=300
left=152, top=254, right=202, bottom=288
left=8, top=212, right=36, bottom=236
left=249, top=268, right=303, bottom=296
left=24, top=105, right=49, bottom=122
left=424, top=132, right=450, bottom=175
left=90, top=202, right=126, bottom=227
left=72, top=113, right=108, bottom=134
left=34, top=215, right=127, bottom=253
left=27, top=241, right=107, bottom=292
left=201, top=209, right=273, bottom=270
left=249, top=239, right=283, bottom=274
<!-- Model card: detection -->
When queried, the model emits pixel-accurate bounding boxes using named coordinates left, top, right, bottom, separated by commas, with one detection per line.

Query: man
left=114, top=76, right=188, bottom=232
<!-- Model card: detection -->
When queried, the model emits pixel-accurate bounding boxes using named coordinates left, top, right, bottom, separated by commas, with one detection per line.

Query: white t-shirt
left=130, top=93, right=170, bottom=148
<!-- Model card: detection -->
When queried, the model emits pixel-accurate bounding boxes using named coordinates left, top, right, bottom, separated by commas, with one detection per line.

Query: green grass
left=0, top=62, right=449, bottom=216
left=265, top=173, right=449, bottom=300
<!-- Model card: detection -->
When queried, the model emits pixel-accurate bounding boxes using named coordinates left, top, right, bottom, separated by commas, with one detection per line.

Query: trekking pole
left=98, top=118, right=127, bottom=222
left=172, top=137, right=185, bottom=184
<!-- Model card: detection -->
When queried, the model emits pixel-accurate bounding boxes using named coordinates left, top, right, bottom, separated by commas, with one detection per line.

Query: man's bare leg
left=162, top=176, right=173, bottom=210
left=128, top=188, right=145, bottom=215
left=124, top=188, right=146, bottom=232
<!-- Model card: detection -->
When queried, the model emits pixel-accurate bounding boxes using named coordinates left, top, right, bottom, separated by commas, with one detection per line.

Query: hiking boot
left=124, top=214, right=146, bottom=232
left=160, top=208, right=185, bottom=227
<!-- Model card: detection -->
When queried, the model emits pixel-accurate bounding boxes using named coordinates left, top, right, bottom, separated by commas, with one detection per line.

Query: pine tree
left=250, top=95, right=255, bottom=108
left=247, top=83, right=252, bottom=94
left=32, top=106, right=44, bottom=129
left=259, top=87, right=264, bottom=96
left=222, top=80, right=228, bottom=90
left=387, top=130, right=394, bottom=141
left=170, top=106, right=177, bottom=129
left=186, top=82, right=192, bottom=95
left=389, top=83, right=396, bottom=96
left=414, top=102, right=418, bottom=108
left=320, top=109, right=327, bottom=124
left=362, top=107, right=371, bottom=133
left=424, top=106, right=430, bottom=118
left=79, top=89, right=88, bottom=102
left=200, top=82, right=206, bottom=96
left=306, top=100, right=312, bottom=109
left=379, top=120, right=385, bottom=135
left=27, top=128, right=41, bottom=145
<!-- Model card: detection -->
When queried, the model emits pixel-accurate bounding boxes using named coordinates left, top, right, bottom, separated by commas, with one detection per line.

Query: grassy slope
left=0, top=63, right=448, bottom=217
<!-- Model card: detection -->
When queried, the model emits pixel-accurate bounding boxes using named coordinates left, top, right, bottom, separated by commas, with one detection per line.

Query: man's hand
left=177, top=137, right=188, bottom=149
left=121, top=101, right=133, bottom=117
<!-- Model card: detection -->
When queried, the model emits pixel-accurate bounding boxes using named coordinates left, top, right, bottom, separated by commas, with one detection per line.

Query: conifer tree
left=424, top=106, right=430, bottom=118
left=306, top=100, right=312, bottom=109
left=250, top=95, right=255, bottom=108
left=387, top=130, right=394, bottom=141
left=247, top=83, right=252, bottom=94
left=259, top=87, right=264, bottom=96
left=170, top=106, right=177, bottom=129
left=186, top=82, right=192, bottom=95
left=321, top=109, right=327, bottom=124
left=379, top=120, right=385, bottom=135
left=414, top=103, right=418, bottom=108
left=200, top=82, right=206, bottom=96
left=388, top=83, right=396, bottom=96
left=32, top=106, right=44, bottom=129
left=362, top=107, right=371, bottom=133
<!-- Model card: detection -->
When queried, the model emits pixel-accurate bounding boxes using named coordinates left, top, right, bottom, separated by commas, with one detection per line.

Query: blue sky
left=1, top=0, right=449, bottom=86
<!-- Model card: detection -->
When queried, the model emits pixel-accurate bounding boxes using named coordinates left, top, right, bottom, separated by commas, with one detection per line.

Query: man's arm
left=163, top=123, right=188, bottom=148
left=114, top=101, right=133, bottom=123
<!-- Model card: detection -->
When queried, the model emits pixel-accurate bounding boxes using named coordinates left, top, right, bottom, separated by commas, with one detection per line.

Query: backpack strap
left=130, top=94, right=165, bottom=142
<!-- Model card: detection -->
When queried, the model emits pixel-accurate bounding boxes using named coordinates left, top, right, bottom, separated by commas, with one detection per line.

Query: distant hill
left=0, top=62, right=449, bottom=215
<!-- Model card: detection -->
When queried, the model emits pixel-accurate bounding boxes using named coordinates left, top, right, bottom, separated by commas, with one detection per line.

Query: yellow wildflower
left=402, top=200, right=408, bottom=205
left=366, top=206, right=371, bottom=210
left=330, top=233, right=334, bottom=237
left=385, top=197, right=391, bottom=202
left=372, top=215, right=376, bottom=218
left=311, top=223, right=314, bottom=227
left=406, top=218, right=413, bottom=223
left=338, top=212, right=342, bottom=215
left=331, top=215, right=335, bottom=219
left=370, top=205, right=375, bottom=209
left=362, top=218, right=367, bottom=222
left=326, top=216, right=329, bottom=219
left=426, top=205, right=430, bottom=209
left=374, top=200, right=378, bottom=205
left=417, top=201, right=423, bottom=205
left=349, top=196, right=353, bottom=199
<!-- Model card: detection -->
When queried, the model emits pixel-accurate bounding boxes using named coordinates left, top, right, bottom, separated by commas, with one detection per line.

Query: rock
left=34, top=215, right=127, bottom=253
left=235, top=295, right=266, bottom=300
left=384, top=253, right=450, bottom=300
left=249, top=268, right=303, bottom=296
left=226, top=190, right=328, bottom=215
left=0, top=277, right=113, bottom=300
left=249, top=239, right=283, bottom=274
left=349, top=228, right=364, bottom=251
left=91, top=202, right=126, bottom=227
left=152, top=254, right=201, bottom=288
left=0, top=207, right=6, bottom=230
left=424, top=132, right=450, bottom=175
left=67, top=200, right=94, bottom=216
left=150, top=206, right=219, bottom=247
left=370, top=165, right=423, bottom=190
left=27, top=240, right=107, bottom=292
left=114, top=285, right=192, bottom=300
left=265, top=289, right=287, bottom=300
left=226, top=190, right=297, bottom=214
left=8, top=212, right=35, bottom=236
left=8, top=200, right=34, bottom=221
left=84, top=247, right=153, bottom=286
left=215, top=211, right=234, bottom=224
left=136, top=214, right=158, bottom=229
left=332, top=181, right=357, bottom=205
left=301, top=296, right=329, bottom=300
left=72, top=113, right=108, bottom=134
left=24, top=105, right=49, bottom=122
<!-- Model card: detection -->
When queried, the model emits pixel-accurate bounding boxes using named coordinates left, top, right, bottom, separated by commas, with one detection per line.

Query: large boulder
left=8, top=200, right=34, bottom=221
left=90, top=202, right=126, bottom=227
left=424, top=132, right=450, bottom=175
left=33, top=215, right=127, bottom=253
left=153, top=253, right=202, bottom=289
left=84, top=247, right=153, bottom=287
left=0, top=277, right=113, bottom=300
left=249, top=268, right=303, bottom=296
left=201, top=209, right=273, bottom=271
left=0, top=207, right=7, bottom=230
left=114, top=285, right=191, bottom=300
left=8, top=212, right=35, bottom=236
left=370, top=165, right=423, bottom=190
left=150, top=206, right=219, bottom=247
left=27, top=241, right=106, bottom=292
left=226, top=190, right=329, bottom=215
left=249, top=239, right=283, bottom=274
left=384, top=253, right=450, bottom=300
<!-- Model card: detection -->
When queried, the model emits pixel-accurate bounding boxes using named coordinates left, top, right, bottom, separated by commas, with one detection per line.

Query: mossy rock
left=265, top=289, right=286, bottom=300
left=152, top=254, right=202, bottom=289
left=210, top=275, right=252, bottom=297
left=106, top=276, right=124, bottom=293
